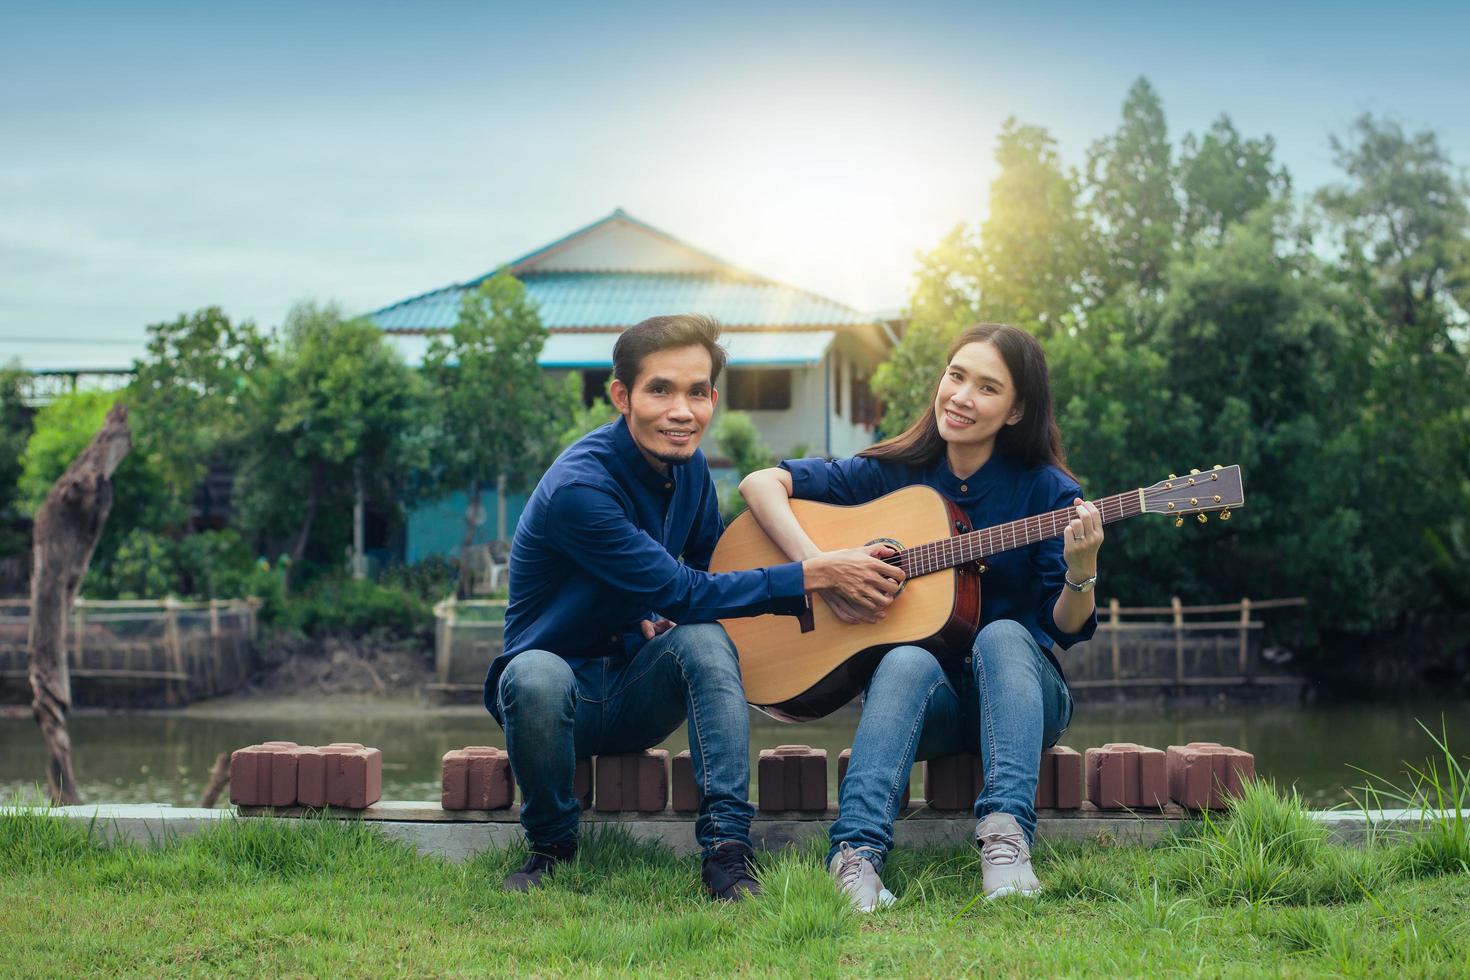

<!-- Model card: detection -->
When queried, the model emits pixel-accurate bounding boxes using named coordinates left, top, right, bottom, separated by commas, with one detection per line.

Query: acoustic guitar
left=709, top=465, right=1245, bottom=722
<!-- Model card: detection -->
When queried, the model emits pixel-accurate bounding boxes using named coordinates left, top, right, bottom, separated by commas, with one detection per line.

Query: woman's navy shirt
left=780, top=450, right=1097, bottom=675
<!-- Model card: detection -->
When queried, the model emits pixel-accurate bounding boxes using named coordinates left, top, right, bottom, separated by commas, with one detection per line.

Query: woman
left=739, top=323, right=1102, bottom=910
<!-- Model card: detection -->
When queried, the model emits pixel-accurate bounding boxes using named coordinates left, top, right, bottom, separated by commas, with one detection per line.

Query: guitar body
left=710, top=485, right=981, bottom=722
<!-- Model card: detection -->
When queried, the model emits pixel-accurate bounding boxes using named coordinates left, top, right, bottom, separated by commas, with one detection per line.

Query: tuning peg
left=1213, top=464, right=1223, bottom=470
left=1220, top=509, right=1231, bottom=521
left=1168, top=473, right=1178, bottom=480
left=1174, top=517, right=1184, bottom=528
left=1196, top=512, right=1208, bottom=524
left=1190, top=468, right=1201, bottom=475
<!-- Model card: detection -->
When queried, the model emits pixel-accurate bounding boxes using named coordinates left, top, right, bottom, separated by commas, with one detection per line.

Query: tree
left=973, top=119, right=1090, bottom=333
left=1316, top=116, right=1470, bottom=623
left=422, top=271, right=572, bottom=590
left=29, top=403, right=131, bottom=804
left=0, top=362, right=31, bottom=558
left=875, top=119, right=1091, bottom=435
left=712, top=410, right=774, bottom=519
left=1317, top=114, right=1470, bottom=341
left=1178, top=115, right=1290, bottom=244
left=18, top=389, right=171, bottom=583
left=234, top=302, right=429, bottom=579
left=556, top=373, right=618, bottom=455
left=1085, top=77, right=1179, bottom=298
left=126, top=307, right=266, bottom=517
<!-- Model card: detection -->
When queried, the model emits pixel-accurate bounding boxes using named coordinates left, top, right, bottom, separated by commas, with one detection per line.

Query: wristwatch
left=1064, top=572, right=1098, bottom=593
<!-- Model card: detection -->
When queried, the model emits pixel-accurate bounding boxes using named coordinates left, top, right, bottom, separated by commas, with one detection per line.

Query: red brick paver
left=1085, top=743, right=1168, bottom=810
left=1166, top=742, right=1255, bottom=809
left=757, top=745, right=827, bottom=812
left=594, top=751, right=670, bottom=813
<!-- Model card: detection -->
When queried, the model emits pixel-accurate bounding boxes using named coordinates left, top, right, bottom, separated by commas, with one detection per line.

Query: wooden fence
left=1064, top=597, right=1308, bottom=697
left=0, top=597, right=260, bottom=706
left=431, top=596, right=1308, bottom=703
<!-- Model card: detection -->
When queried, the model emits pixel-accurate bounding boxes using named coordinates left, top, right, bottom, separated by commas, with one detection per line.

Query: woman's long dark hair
left=860, top=323, right=1073, bottom=479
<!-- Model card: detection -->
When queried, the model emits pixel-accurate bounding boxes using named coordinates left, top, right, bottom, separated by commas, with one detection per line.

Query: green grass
left=4, top=786, right=1470, bottom=978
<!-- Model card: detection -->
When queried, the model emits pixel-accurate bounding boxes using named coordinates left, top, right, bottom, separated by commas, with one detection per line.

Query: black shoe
left=702, top=841, right=761, bottom=901
left=503, top=843, right=575, bottom=892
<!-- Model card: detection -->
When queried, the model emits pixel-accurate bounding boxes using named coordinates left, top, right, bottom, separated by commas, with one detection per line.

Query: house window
left=725, top=369, right=792, bottom=410
left=581, top=369, right=611, bottom=406
left=851, top=374, right=880, bottom=427
left=833, top=356, right=843, bottom=417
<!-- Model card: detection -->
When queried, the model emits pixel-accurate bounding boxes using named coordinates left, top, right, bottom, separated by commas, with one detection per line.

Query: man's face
left=609, top=344, right=719, bottom=471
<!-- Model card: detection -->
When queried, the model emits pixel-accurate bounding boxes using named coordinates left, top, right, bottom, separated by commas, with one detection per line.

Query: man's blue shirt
left=486, top=417, right=807, bottom=719
left=780, top=450, right=1097, bottom=677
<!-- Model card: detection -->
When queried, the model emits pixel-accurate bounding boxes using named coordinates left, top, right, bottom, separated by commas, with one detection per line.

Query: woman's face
left=933, top=340, right=1022, bottom=450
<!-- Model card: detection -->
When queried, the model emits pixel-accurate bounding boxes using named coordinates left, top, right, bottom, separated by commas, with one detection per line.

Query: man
left=487, top=313, right=903, bottom=900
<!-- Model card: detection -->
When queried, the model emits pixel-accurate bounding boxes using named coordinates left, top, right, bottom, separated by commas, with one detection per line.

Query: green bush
left=278, top=575, right=431, bottom=640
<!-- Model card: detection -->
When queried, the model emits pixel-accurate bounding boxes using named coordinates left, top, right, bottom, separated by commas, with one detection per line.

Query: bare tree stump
left=28, top=402, right=131, bottom=805
left=199, top=752, right=231, bottom=808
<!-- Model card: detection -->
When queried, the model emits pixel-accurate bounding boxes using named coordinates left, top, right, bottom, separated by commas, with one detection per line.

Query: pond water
left=3, top=697, right=1468, bottom=810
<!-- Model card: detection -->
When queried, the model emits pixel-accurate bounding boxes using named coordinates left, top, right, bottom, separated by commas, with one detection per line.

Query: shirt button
left=964, top=656, right=972, bottom=664
left=960, top=484, right=969, bottom=493
left=664, top=482, right=673, bottom=490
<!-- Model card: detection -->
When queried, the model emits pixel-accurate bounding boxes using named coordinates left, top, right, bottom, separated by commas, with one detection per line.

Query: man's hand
left=802, top=544, right=905, bottom=623
left=640, top=617, right=677, bottom=640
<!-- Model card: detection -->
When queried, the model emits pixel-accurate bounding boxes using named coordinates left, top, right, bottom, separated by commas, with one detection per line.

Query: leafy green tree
left=126, top=307, right=266, bottom=517
left=974, top=119, right=1090, bottom=333
left=712, top=410, right=774, bottom=519
left=234, top=302, right=429, bottom=577
left=0, top=362, right=32, bottom=557
left=18, top=389, right=172, bottom=584
left=1178, top=115, right=1290, bottom=244
left=422, top=271, right=572, bottom=582
left=555, top=372, right=617, bottom=455
left=1316, top=116, right=1470, bottom=619
left=1318, top=114, right=1470, bottom=340
left=1085, top=77, right=1179, bottom=298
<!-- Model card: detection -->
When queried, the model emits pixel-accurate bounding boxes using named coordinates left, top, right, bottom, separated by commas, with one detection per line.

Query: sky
left=2, top=0, right=1468, bottom=371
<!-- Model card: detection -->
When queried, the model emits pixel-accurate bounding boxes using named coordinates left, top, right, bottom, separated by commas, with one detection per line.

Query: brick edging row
left=231, top=740, right=1253, bottom=813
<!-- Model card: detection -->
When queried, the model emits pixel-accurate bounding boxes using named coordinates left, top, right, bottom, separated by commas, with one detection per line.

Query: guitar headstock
left=1141, top=465, right=1245, bottom=526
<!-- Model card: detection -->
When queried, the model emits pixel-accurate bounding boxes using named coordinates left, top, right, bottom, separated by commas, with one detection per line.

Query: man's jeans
left=827, top=619, right=1073, bottom=870
left=496, top=622, right=755, bottom=858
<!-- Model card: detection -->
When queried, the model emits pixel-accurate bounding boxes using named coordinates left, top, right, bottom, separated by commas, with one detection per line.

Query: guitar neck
left=897, top=489, right=1144, bottom=578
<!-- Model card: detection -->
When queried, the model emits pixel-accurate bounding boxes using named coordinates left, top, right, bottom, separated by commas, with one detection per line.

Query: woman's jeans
left=496, top=622, right=754, bottom=858
left=828, top=619, right=1073, bottom=870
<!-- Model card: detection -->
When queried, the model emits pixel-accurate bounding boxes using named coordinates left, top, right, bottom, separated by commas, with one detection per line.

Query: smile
left=943, top=409, right=975, bottom=426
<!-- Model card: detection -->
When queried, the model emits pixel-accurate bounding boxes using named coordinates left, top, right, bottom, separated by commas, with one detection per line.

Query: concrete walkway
left=38, top=801, right=1469, bottom=860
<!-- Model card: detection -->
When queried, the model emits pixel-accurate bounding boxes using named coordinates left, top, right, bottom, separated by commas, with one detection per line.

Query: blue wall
left=405, top=489, right=530, bottom=563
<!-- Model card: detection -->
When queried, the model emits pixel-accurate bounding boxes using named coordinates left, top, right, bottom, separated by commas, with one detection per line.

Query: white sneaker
left=828, top=842, right=896, bottom=912
left=975, top=812, right=1042, bottom=900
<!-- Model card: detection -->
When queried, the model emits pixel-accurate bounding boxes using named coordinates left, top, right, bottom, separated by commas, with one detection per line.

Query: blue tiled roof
left=385, top=329, right=837, bottom=369
left=371, top=272, right=870, bottom=331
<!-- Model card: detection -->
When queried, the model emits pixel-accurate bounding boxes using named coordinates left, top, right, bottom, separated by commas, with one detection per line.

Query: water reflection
left=3, top=699, right=1467, bottom=809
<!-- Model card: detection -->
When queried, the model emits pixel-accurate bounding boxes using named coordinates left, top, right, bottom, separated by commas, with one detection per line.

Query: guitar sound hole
left=865, top=537, right=906, bottom=596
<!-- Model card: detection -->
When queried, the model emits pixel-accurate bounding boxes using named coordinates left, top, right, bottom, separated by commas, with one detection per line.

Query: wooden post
left=208, top=598, right=221, bottom=695
left=163, top=596, right=185, bottom=704
left=71, top=599, right=84, bottom=672
left=28, top=402, right=131, bottom=805
left=1239, top=597, right=1253, bottom=680
left=1172, top=596, right=1185, bottom=697
left=436, top=598, right=455, bottom=686
left=1108, top=598, right=1121, bottom=686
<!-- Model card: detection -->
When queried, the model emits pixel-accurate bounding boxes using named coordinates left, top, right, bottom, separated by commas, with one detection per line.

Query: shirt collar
left=611, top=416, right=680, bottom=493
left=929, top=448, right=1013, bottom=500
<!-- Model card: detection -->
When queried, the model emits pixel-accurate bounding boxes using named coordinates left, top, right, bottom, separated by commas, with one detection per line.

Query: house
left=370, top=209, right=896, bottom=561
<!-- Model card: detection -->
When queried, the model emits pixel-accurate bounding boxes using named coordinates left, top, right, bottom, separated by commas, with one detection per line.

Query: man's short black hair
left=612, top=314, right=727, bottom=389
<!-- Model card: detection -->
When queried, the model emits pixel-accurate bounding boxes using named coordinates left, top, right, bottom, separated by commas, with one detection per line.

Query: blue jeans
left=495, top=622, right=755, bottom=857
left=827, top=619, right=1073, bottom=870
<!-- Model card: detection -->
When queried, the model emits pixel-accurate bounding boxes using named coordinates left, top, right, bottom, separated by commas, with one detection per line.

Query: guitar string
left=890, top=479, right=1238, bottom=578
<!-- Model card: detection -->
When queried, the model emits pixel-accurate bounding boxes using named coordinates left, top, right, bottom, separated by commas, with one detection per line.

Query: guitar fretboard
left=894, top=491, right=1142, bottom=578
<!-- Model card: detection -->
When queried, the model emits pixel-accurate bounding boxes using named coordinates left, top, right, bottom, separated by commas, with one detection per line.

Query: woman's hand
left=1063, top=497, right=1104, bottom=579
